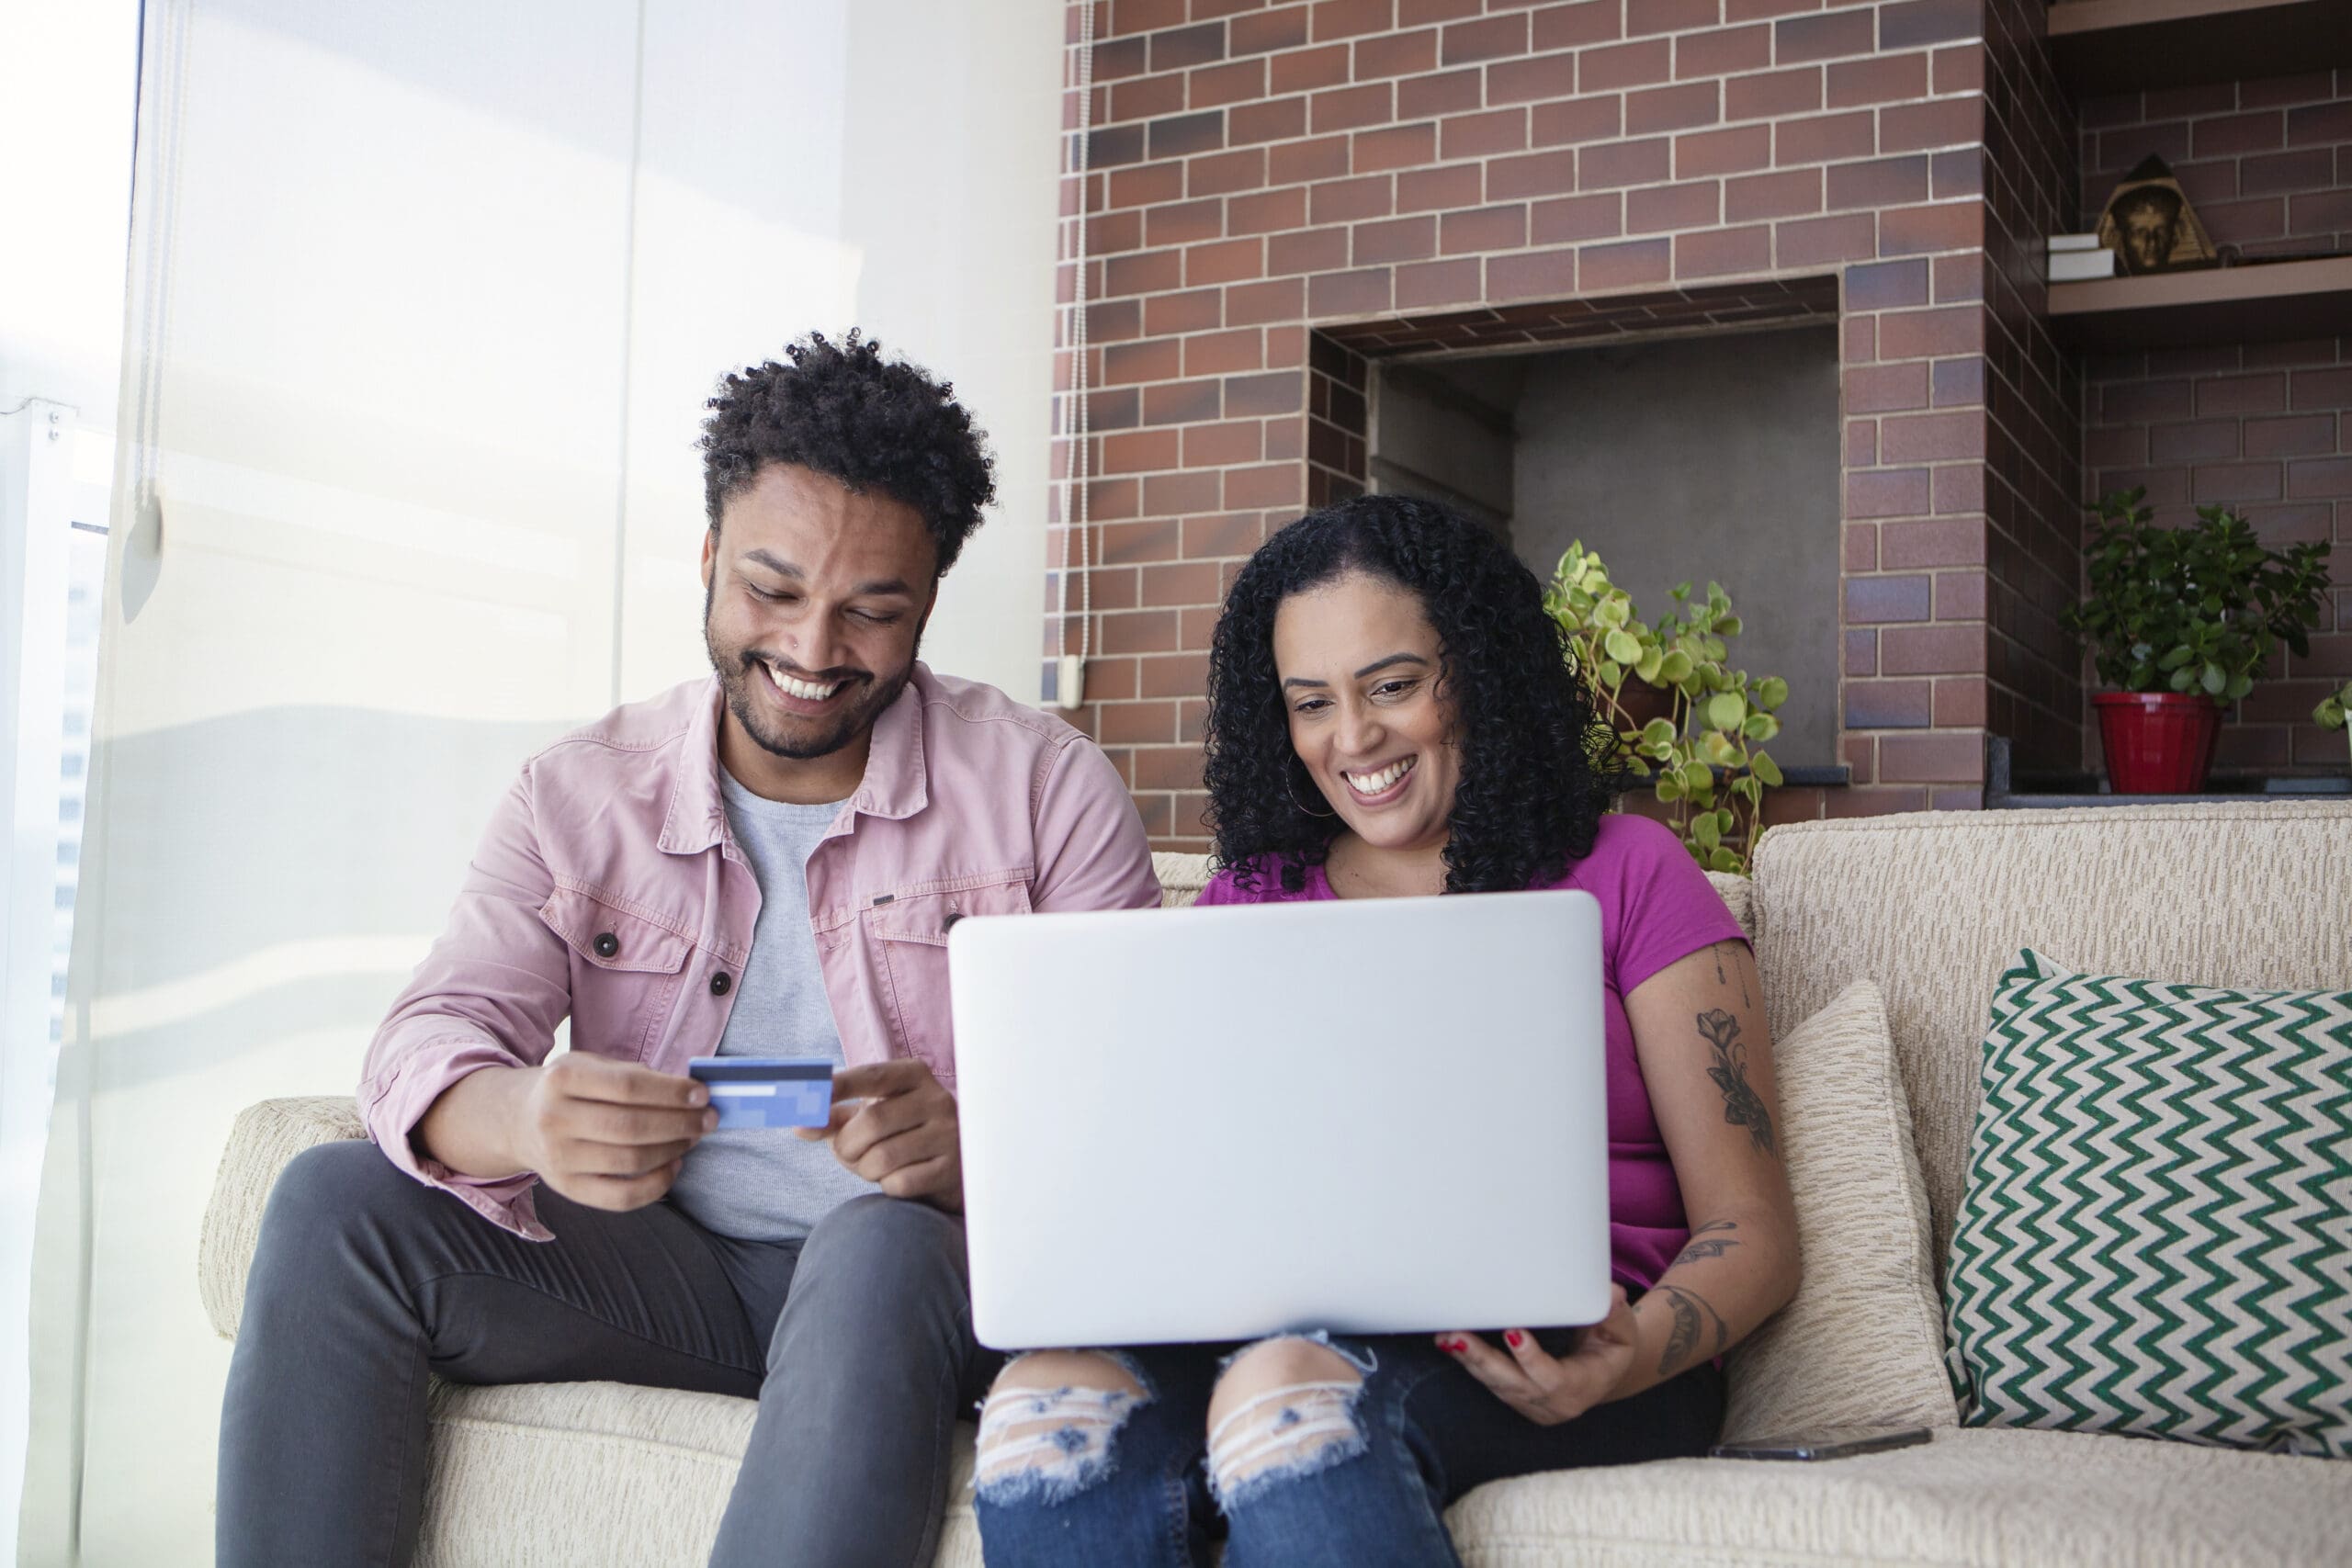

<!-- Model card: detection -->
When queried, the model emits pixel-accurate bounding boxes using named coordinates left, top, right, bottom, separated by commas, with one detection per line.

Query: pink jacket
left=359, top=664, right=1160, bottom=1239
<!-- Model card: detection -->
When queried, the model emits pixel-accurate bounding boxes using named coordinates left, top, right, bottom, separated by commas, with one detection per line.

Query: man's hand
left=795, top=1058, right=963, bottom=1212
left=511, top=1054, right=718, bottom=1212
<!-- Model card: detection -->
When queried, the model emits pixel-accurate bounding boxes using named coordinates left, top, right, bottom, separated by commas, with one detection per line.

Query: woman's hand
left=1434, top=1284, right=1640, bottom=1426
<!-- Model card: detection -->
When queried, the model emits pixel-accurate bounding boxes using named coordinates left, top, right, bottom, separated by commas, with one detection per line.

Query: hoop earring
left=1286, top=770, right=1337, bottom=818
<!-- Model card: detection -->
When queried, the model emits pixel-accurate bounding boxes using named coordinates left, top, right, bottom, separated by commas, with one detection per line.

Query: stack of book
left=2048, top=233, right=2117, bottom=282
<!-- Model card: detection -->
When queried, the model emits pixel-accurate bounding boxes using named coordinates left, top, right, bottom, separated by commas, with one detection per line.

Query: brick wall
left=2076, top=72, right=2352, bottom=778
left=1050, top=0, right=2033, bottom=849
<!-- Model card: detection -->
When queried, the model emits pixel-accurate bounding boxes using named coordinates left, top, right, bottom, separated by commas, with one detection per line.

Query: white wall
left=19, top=3, right=1063, bottom=1562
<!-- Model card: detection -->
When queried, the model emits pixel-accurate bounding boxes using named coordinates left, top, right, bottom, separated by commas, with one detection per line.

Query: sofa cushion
left=1722, top=979, right=1953, bottom=1443
left=1944, top=949, right=2352, bottom=1458
left=407, top=1382, right=2350, bottom=1568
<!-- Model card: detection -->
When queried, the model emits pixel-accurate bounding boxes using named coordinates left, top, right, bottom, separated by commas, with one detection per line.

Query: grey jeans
left=217, top=1140, right=995, bottom=1568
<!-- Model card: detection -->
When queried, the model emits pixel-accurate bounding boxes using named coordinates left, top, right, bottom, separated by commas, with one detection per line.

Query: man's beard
left=706, top=615, right=918, bottom=762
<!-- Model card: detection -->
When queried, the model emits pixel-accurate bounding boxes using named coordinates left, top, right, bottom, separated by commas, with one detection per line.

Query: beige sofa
left=199, top=804, right=2352, bottom=1566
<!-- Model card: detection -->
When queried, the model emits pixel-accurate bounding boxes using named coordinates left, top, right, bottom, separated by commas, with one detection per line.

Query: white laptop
left=948, top=890, right=1610, bottom=1349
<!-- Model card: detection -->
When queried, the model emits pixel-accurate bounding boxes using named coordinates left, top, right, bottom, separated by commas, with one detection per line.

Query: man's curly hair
left=700, top=330, right=996, bottom=575
left=1204, top=492, right=1627, bottom=896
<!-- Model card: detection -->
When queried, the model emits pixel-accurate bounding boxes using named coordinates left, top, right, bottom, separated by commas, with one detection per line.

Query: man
left=218, top=332, right=1161, bottom=1567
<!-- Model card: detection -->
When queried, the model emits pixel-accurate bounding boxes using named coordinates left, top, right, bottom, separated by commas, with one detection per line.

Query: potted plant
left=1545, top=542, right=1788, bottom=875
left=2063, top=489, right=2331, bottom=794
left=2319, top=678, right=2352, bottom=776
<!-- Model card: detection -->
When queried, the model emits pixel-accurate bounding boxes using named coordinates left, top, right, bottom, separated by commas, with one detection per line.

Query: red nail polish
left=1506, top=1330, right=1524, bottom=1348
left=1443, top=1337, right=1463, bottom=1354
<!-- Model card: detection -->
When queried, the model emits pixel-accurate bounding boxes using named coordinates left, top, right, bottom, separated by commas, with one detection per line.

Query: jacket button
left=593, top=932, right=618, bottom=959
left=942, top=909, right=964, bottom=934
left=709, top=972, right=731, bottom=996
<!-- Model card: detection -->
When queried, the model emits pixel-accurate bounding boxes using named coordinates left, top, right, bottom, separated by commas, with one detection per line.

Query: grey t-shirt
left=665, top=770, right=880, bottom=1241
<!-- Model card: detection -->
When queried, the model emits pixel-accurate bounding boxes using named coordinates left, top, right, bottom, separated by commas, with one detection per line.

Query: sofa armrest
left=199, top=1096, right=368, bottom=1339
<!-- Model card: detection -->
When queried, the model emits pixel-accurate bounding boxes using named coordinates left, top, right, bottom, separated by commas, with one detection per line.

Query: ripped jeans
left=970, top=1327, right=1724, bottom=1568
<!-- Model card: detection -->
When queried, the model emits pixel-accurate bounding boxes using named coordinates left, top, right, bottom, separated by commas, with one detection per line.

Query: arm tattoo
left=1698, top=1009, right=1778, bottom=1158
left=1655, top=1283, right=1733, bottom=1376
left=1669, top=1219, right=1741, bottom=1268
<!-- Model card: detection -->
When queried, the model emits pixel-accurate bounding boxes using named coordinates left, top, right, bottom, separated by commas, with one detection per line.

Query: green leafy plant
left=1544, top=541, right=1787, bottom=876
left=2062, top=488, right=2331, bottom=703
left=2317, top=678, right=2352, bottom=773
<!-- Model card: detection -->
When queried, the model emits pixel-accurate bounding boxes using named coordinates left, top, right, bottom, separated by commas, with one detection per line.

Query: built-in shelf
left=2044, top=254, right=2352, bottom=350
left=2047, top=0, right=2352, bottom=96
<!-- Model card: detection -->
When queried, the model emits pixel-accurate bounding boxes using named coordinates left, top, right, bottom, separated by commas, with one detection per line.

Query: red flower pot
left=2093, top=691, right=2226, bottom=794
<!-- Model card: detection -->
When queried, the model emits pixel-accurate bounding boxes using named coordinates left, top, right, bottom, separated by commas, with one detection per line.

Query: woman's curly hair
left=700, top=330, right=996, bottom=575
left=1204, top=492, right=1627, bottom=895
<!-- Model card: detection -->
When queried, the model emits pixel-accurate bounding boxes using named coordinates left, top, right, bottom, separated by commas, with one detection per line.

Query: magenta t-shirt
left=1194, top=811, right=1747, bottom=1292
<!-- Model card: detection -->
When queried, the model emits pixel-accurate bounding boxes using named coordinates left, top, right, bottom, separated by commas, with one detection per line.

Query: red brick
left=1185, top=237, right=1264, bottom=286
left=1934, top=577, right=1987, bottom=628
left=1110, top=0, right=1187, bottom=39
left=1112, top=73, right=1189, bottom=126
left=1182, top=419, right=1264, bottom=468
left=1826, top=52, right=1928, bottom=108
left=1228, top=187, right=1307, bottom=236
left=1102, top=427, right=1183, bottom=474
left=1627, top=81, right=1721, bottom=135
left=1675, top=224, right=1770, bottom=276
left=1310, top=175, right=1395, bottom=224
left=1441, top=13, right=1528, bottom=65
left=1268, top=226, right=1351, bottom=275
left=1877, top=305, right=1982, bottom=360
left=1487, top=51, right=1579, bottom=105
left=1626, top=180, right=1719, bottom=233
left=1272, top=43, right=1353, bottom=96
left=1141, top=470, right=1220, bottom=514
left=1877, top=733, right=1983, bottom=785
left=2193, top=462, right=2284, bottom=503
left=1844, top=517, right=1879, bottom=569
left=1226, top=277, right=1306, bottom=327
left=1532, top=192, right=1624, bottom=243
left=1146, top=288, right=1225, bottom=336
left=1628, top=0, right=1721, bottom=37
left=1847, top=468, right=1932, bottom=518
left=2192, top=110, right=2285, bottom=159
left=1724, top=167, right=1819, bottom=220
left=1096, top=699, right=1179, bottom=746
left=1396, top=164, right=1486, bottom=210
left=1442, top=108, right=1530, bottom=159
left=1879, top=96, right=1981, bottom=155
left=2147, top=419, right=2239, bottom=463
left=1111, top=163, right=1187, bottom=209
left=1396, top=257, right=1485, bottom=307
left=1307, top=265, right=1394, bottom=315
left=1312, top=82, right=1395, bottom=132
left=1269, top=135, right=1352, bottom=185
left=1228, top=96, right=1310, bottom=145
left=1725, top=66, right=1821, bottom=121
left=1776, top=110, right=1874, bottom=165
left=1182, top=512, right=1267, bottom=557
left=1578, top=236, right=1672, bottom=290
left=2245, top=413, right=2339, bottom=457
left=1149, top=22, right=1227, bottom=73
left=1879, top=409, right=1984, bottom=461
left=1532, top=95, right=1625, bottom=146
left=1487, top=246, right=1580, bottom=299
left=1148, top=198, right=1226, bottom=247
left=1231, top=7, right=1312, bottom=56
left=1225, top=461, right=1308, bottom=508
left=1847, top=362, right=1930, bottom=413
left=1879, top=624, right=1983, bottom=676
left=1774, top=211, right=1875, bottom=265
left=1677, top=124, right=1771, bottom=177
left=1441, top=203, right=1530, bottom=253
left=1148, top=110, right=1227, bottom=161
left=1533, top=0, right=1623, bottom=51
left=1878, top=200, right=1982, bottom=255
left=1775, top=9, right=1872, bottom=65
left=1583, top=39, right=1673, bottom=91
left=1396, top=68, right=1482, bottom=120
left=1400, top=0, right=1486, bottom=23
left=1826, top=154, right=1928, bottom=211
left=1846, top=626, right=1878, bottom=676
left=2198, top=373, right=2289, bottom=417
left=1354, top=27, right=1440, bottom=80
left=1489, top=148, right=1583, bottom=199
left=1580, top=137, right=1673, bottom=188
left=1352, top=214, right=1437, bottom=264
left=1101, top=518, right=1181, bottom=564
left=1879, top=516, right=1984, bottom=568
left=1310, top=0, right=1398, bottom=44
left=1845, top=677, right=1934, bottom=727
left=1676, top=24, right=1772, bottom=79
left=1846, top=417, right=1877, bottom=468
left=1192, top=59, right=1271, bottom=111
left=1188, top=148, right=1269, bottom=197
left=1353, top=122, right=1436, bottom=174
left=1931, top=42, right=1981, bottom=95
left=1103, top=338, right=1182, bottom=385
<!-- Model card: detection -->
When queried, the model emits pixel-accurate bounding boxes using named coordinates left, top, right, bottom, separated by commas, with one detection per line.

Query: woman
left=972, top=493, right=1799, bottom=1568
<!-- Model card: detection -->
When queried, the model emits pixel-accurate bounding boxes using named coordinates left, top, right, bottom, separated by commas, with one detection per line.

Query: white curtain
left=19, top=3, right=1060, bottom=1561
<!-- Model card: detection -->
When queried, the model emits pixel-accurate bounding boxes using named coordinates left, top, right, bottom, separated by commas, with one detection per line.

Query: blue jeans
left=972, top=1326, right=1724, bottom=1568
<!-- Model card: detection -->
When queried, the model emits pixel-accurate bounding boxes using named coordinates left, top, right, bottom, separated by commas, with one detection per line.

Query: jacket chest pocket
left=868, top=872, right=1033, bottom=1085
left=538, top=884, right=695, bottom=1063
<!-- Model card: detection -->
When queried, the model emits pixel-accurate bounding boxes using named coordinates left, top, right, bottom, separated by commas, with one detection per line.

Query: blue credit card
left=687, top=1057, right=835, bottom=1130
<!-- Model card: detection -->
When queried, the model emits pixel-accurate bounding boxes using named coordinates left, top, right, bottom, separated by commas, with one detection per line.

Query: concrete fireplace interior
left=1368, top=323, right=1845, bottom=772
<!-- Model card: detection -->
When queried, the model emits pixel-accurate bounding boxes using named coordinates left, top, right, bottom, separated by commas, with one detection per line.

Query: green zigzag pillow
left=1945, top=949, right=2352, bottom=1458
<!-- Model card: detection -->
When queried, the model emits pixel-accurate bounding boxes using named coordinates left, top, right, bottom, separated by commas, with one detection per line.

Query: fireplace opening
left=1366, top=323, right=1844, bottom=773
